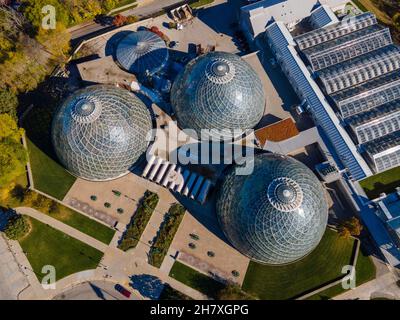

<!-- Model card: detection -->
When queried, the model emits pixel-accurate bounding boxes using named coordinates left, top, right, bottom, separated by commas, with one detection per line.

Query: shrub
left=188, top=242, right=196, bottom=249
left=4, top=215, right=31, bottom=240
left=118, top=191, right=159, bottom=251
left=126, top=15, right=139, bottom=24
left=231, top=270, right=240, bottom=277
left=112, top=14, right=127, bottom=26
left=104, top=202, right=111, bottom=208
left=189, top=233, right=199, bottom=240
left=112, top=190, right=121, bottom=197
left=207, top=251, right=215, bottom=258
left=148, top=203, right=186, bottom=267
left=90, top=195, right=97, bottom=201
left=217, top=284, right=256, bottom=300
left=117, top=208, right=124, bottom=214
left=10, top=184, right=27, bottom=203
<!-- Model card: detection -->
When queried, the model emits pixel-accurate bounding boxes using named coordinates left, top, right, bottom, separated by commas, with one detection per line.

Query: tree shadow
left=129, top=274, right=164, bottom=300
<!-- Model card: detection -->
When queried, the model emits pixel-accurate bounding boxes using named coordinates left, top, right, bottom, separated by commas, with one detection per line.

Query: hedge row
left=149, top=203, right=186, bottom=268
left=117, top=190, right=159, bottom=251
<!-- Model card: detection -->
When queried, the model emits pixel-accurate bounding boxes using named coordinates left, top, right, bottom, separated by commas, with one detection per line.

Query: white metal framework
left=364, top=132, right=400, bottom=173
left=319, top=47, right=400, bottom=94
left=295, top=12, right=377, bottom=51
left=333, top=74, right=400, bottom=118
left=307, top=28, right=393, bottom=71
left=265, top=22, right=371, bottom=180
left=347, top=101, right=400, bottom=144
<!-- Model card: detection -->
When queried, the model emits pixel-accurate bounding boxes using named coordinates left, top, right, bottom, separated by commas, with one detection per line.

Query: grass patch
left=307, top=249, right=376, bottom=300
left=27, top=138, right=76, bottom=200
left=19, top=217, right=103, bottom=282
left=351, top=0, right=368, bottom=12
left=169, top=261, right=225, bottom=299
left=359, top=166, right=400, bottom=199
left=46, top=205, right=115, bottom=245
left=159, top=283, right=193, bottom=300
left=189, top=0, right=214, bottom=9
left=352, top=0, right=393, bottom=25
left=149, top=203, right=185, bottom=268
left=118, top=190, right=159, bottom=251
left=242, top=229, right=355, bottom=300
left=110, top=3, right=138, bottom=15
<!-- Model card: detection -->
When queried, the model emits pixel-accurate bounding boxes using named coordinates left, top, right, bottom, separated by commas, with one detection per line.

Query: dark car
left=114, top=284, right=131, bottom=298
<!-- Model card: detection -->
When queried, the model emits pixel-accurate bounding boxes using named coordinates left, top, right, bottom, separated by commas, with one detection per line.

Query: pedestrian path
left=15, top=207, right=108, bottom=252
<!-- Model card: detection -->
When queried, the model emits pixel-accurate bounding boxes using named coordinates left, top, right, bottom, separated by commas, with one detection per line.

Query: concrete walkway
left=334, top=272, right=400, bottom=300
left=15, top=207, right=108, bottom=252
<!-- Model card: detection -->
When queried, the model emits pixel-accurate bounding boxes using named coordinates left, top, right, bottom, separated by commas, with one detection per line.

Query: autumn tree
left=0, top=89, right=18, bottom=119
left=112, top=14, right=127, bottom=27
left=0, top=114, right=27, bottom=187
left=338, top=217, right=363, bottom=238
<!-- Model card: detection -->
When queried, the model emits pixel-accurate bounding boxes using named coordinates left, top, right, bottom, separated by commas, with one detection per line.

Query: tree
left=338, top=217, right=363, bottom=238
left=112, top=14, right=127, bottom=27
left=393, top=13, right=400, bottom=29
left=3, top=214, right=31, bottom=240
left=36, top=23, right=71, bottom=60
left=0, top=114, right=27, bottom=186
left=0, top=89, right=18, bottom=119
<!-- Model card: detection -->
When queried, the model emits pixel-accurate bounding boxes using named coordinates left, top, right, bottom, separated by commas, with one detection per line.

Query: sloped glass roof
left=171, top=51, right=265, bottom=140
left=116, top=30, right=169, bottom=76
left=216, top=153, right=328, bottom=265
left=52, top=85, right=152, bottom=181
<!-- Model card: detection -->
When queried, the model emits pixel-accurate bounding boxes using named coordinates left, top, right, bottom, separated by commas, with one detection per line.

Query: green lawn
left=169, top=261, right=225, bottom=299
left=308, top=250, right=376, bottom=300
left=19, top=217, right=104, bottom=282
left=351, top=0, right=368, bottom=12
left=242, top=229, right=355, bottom=300
left=359, top=166, right=400, bottom=199
left=47, top=205, right=115, bottom=245
left=190, top=0, right=215, bottom=9
left=159, top=284, right=193, bottom=300
left=27, top=138, right=76, bottom=200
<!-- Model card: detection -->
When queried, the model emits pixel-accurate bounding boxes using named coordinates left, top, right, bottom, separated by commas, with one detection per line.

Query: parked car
left=114, top=284, right=131, bottom=298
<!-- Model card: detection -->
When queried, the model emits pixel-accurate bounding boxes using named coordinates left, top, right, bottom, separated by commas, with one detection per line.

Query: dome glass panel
left=216, top=153, right=328, bottom=265
left=52, top=85, right=152, bottom=181
left=116, top=30, right=169, bottom=76
left=171, top=52, right=266, bottom=140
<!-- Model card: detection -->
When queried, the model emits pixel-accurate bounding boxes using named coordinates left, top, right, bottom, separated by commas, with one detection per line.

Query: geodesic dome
left=52, top=85, right=152, bottom=181
left=216, top=153, right=328, bottom=265
left=171, top=51, right=265, bottom=140
left=116, top=30, right=169, bottom=76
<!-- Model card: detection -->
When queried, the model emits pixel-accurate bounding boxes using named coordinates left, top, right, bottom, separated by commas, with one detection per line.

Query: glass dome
left=216, top=153, right=328, bottom=265
left=52, top=85, right=152, bottom=181
left=116, top=30, right=169, bottom=76
left=171, top=51, right=265, bottom=140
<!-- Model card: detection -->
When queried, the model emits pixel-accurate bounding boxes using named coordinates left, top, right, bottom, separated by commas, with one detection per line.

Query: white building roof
left=241, top=0, right=346, bottom=38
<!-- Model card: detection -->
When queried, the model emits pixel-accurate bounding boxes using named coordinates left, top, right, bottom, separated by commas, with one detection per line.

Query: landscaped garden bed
left=118, top=190, right=159, bottom=251
left=149, top=203, right=186, bottom=268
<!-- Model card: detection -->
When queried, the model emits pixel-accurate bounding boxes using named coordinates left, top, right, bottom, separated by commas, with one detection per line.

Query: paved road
left=15, top=207, right=108, bottom=252
left=0, top=235, right=29, bottom=300
left=69, top=0, right=184, bottom=41
left=53, top=280, right=140, bottom=300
